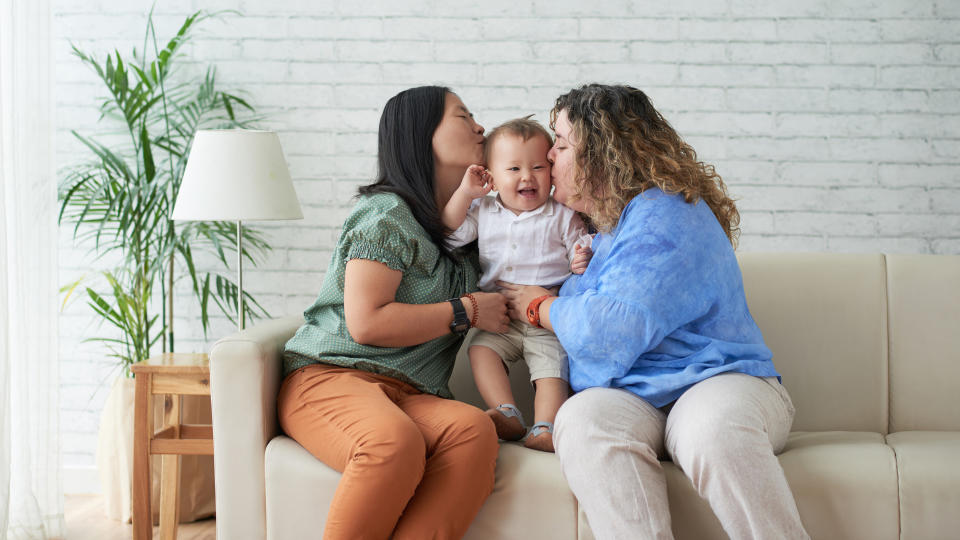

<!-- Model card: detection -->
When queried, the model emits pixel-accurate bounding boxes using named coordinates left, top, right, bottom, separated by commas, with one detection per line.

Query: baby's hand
left=459, top=164, right=493, bottom=200
left=570, top=244, right=593, bottom=275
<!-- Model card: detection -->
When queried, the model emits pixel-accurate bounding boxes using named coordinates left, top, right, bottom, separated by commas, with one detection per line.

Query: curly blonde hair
left=550, top=84, right=740, bottom=245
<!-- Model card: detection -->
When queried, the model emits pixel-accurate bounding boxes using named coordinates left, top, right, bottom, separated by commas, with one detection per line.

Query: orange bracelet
left=464, top=293, right=479, bottom=328
left=526, top=295, right=551, bottom=328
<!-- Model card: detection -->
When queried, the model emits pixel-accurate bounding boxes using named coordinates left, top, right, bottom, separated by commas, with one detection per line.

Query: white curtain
left=0, top=0, right=65, bottom=538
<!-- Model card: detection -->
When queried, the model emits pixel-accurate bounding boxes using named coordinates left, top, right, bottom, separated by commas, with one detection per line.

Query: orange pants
left=277, top=363, right=499, bottom=540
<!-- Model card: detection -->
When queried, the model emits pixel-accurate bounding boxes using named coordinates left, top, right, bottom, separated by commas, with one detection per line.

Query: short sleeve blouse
left=283, top=192, right=480, bottom=398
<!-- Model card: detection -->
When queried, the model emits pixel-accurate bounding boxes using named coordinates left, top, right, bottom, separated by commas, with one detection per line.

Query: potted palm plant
left=59, top=10, right=272, bottom=523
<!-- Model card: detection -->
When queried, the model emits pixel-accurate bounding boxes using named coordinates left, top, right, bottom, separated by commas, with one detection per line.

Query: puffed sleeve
left=339, top=196, right=417, bottom=272
left=446, top=199, right=481, bottom=249
left=549, top=194, right=723, bottom=388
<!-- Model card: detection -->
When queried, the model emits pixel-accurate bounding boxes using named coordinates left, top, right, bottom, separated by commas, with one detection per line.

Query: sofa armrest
left=210, top=315, right=304, bottom=540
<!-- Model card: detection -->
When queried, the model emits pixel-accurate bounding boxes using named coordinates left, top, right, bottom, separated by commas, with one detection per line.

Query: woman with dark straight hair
left=359, top=85, right=450, bottom=252
left=279, top=86, right=510, bottom=539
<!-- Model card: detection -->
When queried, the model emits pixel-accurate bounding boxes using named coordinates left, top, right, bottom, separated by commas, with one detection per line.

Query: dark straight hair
left=358, top=85, right=453, bottom=256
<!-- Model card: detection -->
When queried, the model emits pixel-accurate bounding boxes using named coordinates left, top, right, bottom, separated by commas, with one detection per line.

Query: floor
left=66, top=494, right=216, bottom=540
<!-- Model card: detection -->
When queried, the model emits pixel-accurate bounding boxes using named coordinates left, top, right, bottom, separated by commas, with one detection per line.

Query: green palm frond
left=59, top=10, right=274, bottom=372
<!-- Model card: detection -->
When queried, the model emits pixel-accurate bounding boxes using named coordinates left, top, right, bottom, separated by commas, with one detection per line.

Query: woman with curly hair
left=499, top=84, right=809, bottom=540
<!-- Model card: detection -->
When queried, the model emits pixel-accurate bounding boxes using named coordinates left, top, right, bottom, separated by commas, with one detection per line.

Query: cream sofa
left=209, top=253, right=960, bottom=539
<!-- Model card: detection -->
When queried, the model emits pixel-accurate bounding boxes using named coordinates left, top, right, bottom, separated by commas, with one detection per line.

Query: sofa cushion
left=265, top=436, right=339, bottom=539
left=464, top=442, right=578, bottom=540
left=737, top=253, right=889, bottom=433
left=886, top=431, right=960, bottom=539
left=886, top=254, right=960, bottom=432
left=779, top=431, right=899, bottom=540
left=578, top=432, right=900, bottom=540
left=642, top=432, right=901, bottom=540
left=265, top=435, right=578, bottom=540
left=265, top=428, right=904, bottom=540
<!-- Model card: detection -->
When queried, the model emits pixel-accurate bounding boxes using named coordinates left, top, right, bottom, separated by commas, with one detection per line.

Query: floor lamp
left=172, top=129, right=303, bottom=331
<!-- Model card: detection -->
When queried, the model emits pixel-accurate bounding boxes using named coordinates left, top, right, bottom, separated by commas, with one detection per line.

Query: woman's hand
left=464, top=291, right=510, bottom=333
left=459, top=164, right=493, bottom=200
left=496, top=281, right=554, bottom=322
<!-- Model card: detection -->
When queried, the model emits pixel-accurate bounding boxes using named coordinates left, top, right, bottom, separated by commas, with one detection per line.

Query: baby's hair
left=483, top=114, right=554, bottom=164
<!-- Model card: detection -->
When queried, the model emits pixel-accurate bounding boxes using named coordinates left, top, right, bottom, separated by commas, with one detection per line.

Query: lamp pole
left=237, top=219, right=244, bottom=331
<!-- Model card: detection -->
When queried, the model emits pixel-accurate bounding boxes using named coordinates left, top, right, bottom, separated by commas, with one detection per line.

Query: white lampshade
left=172, top=129, right=303, bottom=221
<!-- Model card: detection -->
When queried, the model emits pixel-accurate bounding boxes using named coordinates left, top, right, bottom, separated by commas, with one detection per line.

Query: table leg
left=133, top=373, right=154, bottom=540
left=160, top=394, right=181, bottom=540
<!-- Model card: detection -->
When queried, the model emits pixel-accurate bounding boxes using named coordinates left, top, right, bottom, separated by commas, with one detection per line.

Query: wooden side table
left=132, top=353, right=213, bottom=540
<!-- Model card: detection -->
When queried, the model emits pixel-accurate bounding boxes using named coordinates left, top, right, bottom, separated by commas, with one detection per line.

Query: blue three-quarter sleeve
left=550, top=188, right=777, bottom=406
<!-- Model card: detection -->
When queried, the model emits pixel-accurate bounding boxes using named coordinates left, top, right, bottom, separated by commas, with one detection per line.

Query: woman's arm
left=500, top=279, right=671, bottom=385
left=498, top=282, right=556, bottom=331
left=345, top=258, right=509, bottom=347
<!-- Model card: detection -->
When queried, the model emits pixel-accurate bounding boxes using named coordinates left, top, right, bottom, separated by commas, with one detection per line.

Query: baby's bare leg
left=525, top=377, right=570, bottom=452
left=469, top=345, right=515, bottom=409
left=533, top=377, right=569, bottom=425
left=470, top=346, right=526, bottom=441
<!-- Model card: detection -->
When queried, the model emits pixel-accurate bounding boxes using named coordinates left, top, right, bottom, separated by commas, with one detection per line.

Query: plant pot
left=95, top=375, right=216, bottom=524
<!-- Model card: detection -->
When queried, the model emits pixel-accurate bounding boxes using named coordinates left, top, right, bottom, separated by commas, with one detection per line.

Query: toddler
left=442, top=117, right=591, bottom=452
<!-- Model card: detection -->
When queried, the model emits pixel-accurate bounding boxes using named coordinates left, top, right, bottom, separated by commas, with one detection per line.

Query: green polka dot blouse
left=283, top=192, right=480, bottom=398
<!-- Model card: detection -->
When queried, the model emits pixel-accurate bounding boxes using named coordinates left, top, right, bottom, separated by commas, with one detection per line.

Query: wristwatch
left=448, top=297, right=470, bottom=336
left=526, top=295, right=551, bottom=329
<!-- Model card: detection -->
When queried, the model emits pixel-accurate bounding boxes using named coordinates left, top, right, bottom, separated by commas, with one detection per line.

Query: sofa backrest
left=886, top=254, right=960, bottom=432
left=738, top=253, right=890, bottom=433
left=449, top=252, right=958, bottom=435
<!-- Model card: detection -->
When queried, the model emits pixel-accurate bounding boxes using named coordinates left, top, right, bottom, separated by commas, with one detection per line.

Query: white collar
left=488, top=195, right=555, bottom=219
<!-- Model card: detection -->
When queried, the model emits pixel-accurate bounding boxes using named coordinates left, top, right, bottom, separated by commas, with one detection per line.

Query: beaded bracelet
left=464, top=293, right=479, bottom=329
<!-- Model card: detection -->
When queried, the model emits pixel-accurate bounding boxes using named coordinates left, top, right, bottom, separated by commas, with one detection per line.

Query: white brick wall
left=55, top=0, right=960, bottom=490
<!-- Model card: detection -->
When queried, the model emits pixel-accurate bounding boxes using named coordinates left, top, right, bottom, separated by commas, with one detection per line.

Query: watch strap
left=526, top=295, right=551, bottom=329
left=448, top=297, right=470, bottom=335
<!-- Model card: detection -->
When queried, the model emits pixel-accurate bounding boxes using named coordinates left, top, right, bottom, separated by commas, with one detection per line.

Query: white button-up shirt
left=448, top=196, right=588, bottom=292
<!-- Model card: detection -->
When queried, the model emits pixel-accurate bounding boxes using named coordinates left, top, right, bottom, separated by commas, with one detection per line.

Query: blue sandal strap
left=529, top=421, right=554, bottom=437
left=495, top=403, right=525, bottom=426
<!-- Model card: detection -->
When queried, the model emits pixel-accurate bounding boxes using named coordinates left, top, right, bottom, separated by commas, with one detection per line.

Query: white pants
left=554, top=372, right=809, bottom=540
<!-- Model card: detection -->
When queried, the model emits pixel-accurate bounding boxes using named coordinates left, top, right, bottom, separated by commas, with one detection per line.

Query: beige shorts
left=467, top=319, right=569, bottom=382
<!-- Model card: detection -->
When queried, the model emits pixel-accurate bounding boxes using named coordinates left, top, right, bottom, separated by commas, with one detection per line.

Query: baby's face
left=487, top=134, right=552, bottom=215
